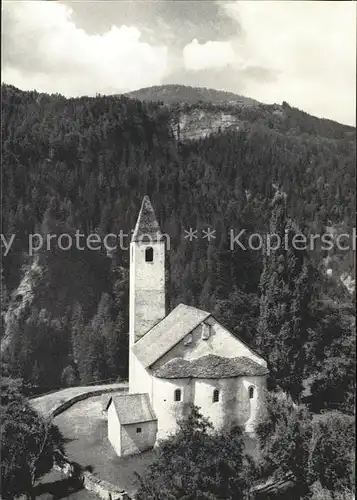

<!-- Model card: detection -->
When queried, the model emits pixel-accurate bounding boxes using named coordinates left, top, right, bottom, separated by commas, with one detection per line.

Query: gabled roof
left=131, top=196, right=163, bottom=242
left=152, top=354, right=269, bottom=379
left=131, top=304, right=211, bottom=368
left=107, top=393, right=157, bottom=425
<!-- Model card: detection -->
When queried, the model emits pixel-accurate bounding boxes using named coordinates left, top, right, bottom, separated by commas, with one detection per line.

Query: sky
left=2, top=0, right=356, bottom=126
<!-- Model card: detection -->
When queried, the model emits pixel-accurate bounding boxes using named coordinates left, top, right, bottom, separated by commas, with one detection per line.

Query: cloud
left=183, top=39, right=236, bottom=70
left=2, top=1, right=168, bottom=96
left=2, top=0, right=355, bottom=125
left=221, top=1, right=356, bottom=125
left=59, top=0, right=240, bottom=44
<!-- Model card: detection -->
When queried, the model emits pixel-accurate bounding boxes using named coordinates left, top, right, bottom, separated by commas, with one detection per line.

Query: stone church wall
left=152, top=374, right=267, bottom=440
left=152, top=377, right=193, bottom=441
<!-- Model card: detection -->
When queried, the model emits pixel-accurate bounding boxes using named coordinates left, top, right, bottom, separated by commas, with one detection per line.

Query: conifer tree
left=256, top=192, right=314, bottom=400
left=71, top=302, right=85, bottom=364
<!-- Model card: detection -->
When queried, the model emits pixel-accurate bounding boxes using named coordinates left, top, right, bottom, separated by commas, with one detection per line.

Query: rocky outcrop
left=340, top=273, right=355, bottom=295
left=1, top=256, right=44, bottom=354
left=170, top=109, right=241, bottom=141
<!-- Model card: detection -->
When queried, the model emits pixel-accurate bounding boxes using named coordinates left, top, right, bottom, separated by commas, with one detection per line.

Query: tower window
left=249, top=386, right=254, bottom=399
left=174, top=389, right=182, bottom=402
left=145, top=247, right=154, bottom=262
left=213, top=389, right=219, bottom=403
left=136, top=427, right=142, bottom=433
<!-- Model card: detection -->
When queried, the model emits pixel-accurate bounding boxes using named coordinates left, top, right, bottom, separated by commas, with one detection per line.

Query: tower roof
left=131, top=196, right=162, bottom=242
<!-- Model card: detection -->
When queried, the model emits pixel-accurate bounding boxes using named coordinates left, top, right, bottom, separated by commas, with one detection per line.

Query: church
left=106, top=196, right=269, bottom=457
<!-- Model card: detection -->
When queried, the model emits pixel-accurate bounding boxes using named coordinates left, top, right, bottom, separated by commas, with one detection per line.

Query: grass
left=52, top=395, right=155, bottom=497
left=30, top=383, right=128, bottom=415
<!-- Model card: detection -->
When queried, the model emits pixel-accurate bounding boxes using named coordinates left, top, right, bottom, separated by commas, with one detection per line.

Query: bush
left=135, top=405, right=254, bottom=500
left=256, top=391, right=313, bottom=496
left=0, top=376, right=64, bottom=499
left=308, top=412, right=355, bottom=494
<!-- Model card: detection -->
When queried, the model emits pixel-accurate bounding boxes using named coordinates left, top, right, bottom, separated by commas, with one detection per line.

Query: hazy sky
left=2, top=1, right=356, bottom=125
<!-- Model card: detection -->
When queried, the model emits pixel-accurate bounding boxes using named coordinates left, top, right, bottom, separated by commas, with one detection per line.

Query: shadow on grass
left=34, top=477, right=84, bottom=499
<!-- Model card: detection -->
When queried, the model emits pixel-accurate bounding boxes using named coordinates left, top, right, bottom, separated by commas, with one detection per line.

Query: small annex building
left=106, top=393, right=157, bottom=457
left=107, top=196, right=269, bottom=457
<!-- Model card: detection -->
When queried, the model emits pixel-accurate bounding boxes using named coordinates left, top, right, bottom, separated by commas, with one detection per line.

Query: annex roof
left=152, top=354, right=269, bottom=379
left=106, top=393, right=157, bottom=425
left=131, top=303, right=211, bottom=368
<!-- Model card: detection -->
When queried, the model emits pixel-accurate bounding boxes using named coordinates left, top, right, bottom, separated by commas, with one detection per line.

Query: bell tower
left=129, top=196, right=166, bottom=392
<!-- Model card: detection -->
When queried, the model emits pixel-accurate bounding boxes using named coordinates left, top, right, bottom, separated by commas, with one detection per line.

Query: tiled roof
left=152, top=354, right=269, bottom=379
left=131, top=304, right=211, bottom=368
left=131, top=196, right=163, bottom=242
left=107, top=393, right=157, bottom=425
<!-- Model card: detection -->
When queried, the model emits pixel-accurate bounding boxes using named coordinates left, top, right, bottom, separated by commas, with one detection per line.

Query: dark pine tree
left=256, top=192, right=315, bottom=400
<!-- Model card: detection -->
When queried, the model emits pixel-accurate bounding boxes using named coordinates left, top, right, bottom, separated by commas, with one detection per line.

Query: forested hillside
left=0, top=84, right=355, bottom=410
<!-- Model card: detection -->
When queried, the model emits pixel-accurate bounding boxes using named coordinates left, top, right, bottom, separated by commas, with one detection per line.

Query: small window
left=213, top=389, right=219, bottom=403
left=145, top=247, right=154, bottom=262
left=136, top=427, right=142, bottom=433
left=174, top=389, right=182, bottom=402
left=249, top=386, right=254, bottom=399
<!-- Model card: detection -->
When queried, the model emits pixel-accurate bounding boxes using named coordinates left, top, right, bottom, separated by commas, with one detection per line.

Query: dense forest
left=0, top=84, right=355, bottom=412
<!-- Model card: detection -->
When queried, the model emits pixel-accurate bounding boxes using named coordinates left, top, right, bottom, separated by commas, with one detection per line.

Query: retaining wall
left=53, top=449, right=130, bottom=500
left=49, top=385, right=128, bottom=418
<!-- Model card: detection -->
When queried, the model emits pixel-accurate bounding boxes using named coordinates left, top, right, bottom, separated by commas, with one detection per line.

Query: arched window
left=145, top=247, right=154, bottom=262
left=213, top=389, right=219, bottom=403
left=174, top=389, right=182, bottom=402
left=249, top=386, right=255, bottom=399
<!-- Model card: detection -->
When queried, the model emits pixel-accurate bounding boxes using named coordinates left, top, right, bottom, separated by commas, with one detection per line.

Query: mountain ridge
left=125, top=84, right=356, bottom=133
left=125, top=84, right=259, bottom=107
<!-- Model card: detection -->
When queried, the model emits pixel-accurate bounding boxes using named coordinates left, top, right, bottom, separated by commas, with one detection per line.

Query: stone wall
left=53, top=450, right=130, bottom=500
left=82, top=471, right=130, bottom=500
left=49, top=386, right=127, bottom=418
left=152, top=374, right=267, bottom=441
left=120, top=421, right=158, bottom=457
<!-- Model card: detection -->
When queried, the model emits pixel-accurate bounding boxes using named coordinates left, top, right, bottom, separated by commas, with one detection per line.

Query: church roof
left=152, top=354, right=269, bottom=379
left=131, top=304, right=211, bottom=368
left=131, top=196, right=163, bottom=242
left=106, top=393, right=157, bottom=425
